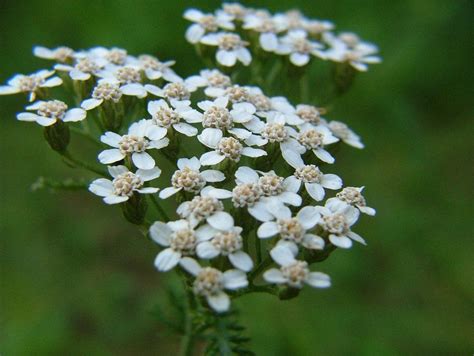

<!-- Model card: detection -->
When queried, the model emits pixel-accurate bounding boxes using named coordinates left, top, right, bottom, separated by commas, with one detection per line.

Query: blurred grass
left=0, top=0, right=473, bottom=355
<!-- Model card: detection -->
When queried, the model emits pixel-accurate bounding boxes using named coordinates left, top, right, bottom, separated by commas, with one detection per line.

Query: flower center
left=170, top=228, right=197, bottom=255
left=212, top=231, right=243, bottom=255
left=328, top=121, right=350, bottom=140
left=153, top=107, right=181, bottom=127
left=203, top=106, right=233, bottom=130
left=298, top=129, right=324, bottom=149
left=193, top=267, right=223, bottom=296
left=184, top=196, right=223, bottom=221
left=217, top=137, right=243, bottom=161
left=293, top=38, right=313, bottom=53
left=171, top=167, right=206, bottom=193
left=296, top=105, right=321, bottom=124
left=223, top=4, right=247, bottom=19
left=225, top=86, right=250, bottom=103
left=18, top=75, right=42, bottom=92
left=118, top=135, right=149, bottom=154
left=76, top=58, right=98, bottom=73
left=53, top=47, right=74, bottom=62
left=261, top=123, right=288, bottom=143
left=281, top=261, right=309, bottom=288
left=92, top=82, right=122, bottom=102
left=258, top=174, right=284, bottom=196
left=199, top=15, right=218, bottom=31
left=232, top=183, right=262, bottom=207
left=207, top=72, right=231, bottom=88
left=112, top=172, right=143, bottom=196
left=339, top=32, right=360, bottom=47
left=218, top=34, right=244, bottom=51
left=37, top=100, right=68, bottom=119
left=251, top=94, right=272, bottom=111
left=277, top=218, right=305, bottom=243
left=294, top=165, right=322, bottom=183
left=322, top=213, right=349, bottom=235
left=256, top=19, right=276, bottom=33
left=106, top=49, right=127, bottom=65
left=336, top=187, right=366, bottom=206
left=163, top=83, right=190, bottom=101
left=138, top=55, right=161, bottom=71
left=116, top=67, right=141, bottom=84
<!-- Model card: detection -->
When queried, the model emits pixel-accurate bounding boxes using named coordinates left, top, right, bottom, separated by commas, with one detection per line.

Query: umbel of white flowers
left=0, top=3, right=379, bottom=314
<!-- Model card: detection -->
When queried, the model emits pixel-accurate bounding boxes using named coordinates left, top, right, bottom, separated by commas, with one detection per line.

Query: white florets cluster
left=1, top=5, right=379, bottom=315
left=184, top=4, right=381, bottom=69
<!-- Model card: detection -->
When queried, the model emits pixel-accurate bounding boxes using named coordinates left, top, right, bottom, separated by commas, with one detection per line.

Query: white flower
left=257, top=206, right=325, bottom=252
left=276, top=29, right=325, bottom=66
left=242, top=13, right=283, bottom=52
left=285, top=164, right=342, bottom=201
left=327, top=120, right=364, bottom=149
left=17, top=100, right=86, bottom=126
left=89, top=165, right=160, bottom=204
left=84, top=46, right=130, bottom=66
left=131, top=54, right=182, bottom=82
left=295, top=123, right=339, bottom=164
left=263, top=245, right=331, bottom=289
left=81, top=81, right=123, bottom=110
left=98, top=119, right=169, bottom=170
left=196, top=223, right=254, bottom=272
left=54, top=57, right=106, bottom=81
left=201, top=32, right=251, bottom=67
left=184, top=8, right=235, bottom=44
left=0, top=70, right=62, bottom=102
left=185, top=69, right=232, bottom=97
left=159, top=157, right=225, bottom=199
left=326, top=186, right=376, bottom=216
left=219, top=3, right=250, bottom=21
left=33, top=46, right=75, bottom=62
left=147, top=99, right=200, bottom=137
left=232, top=167, right=302, bottom=222
left=303, top=19, right=334, bottom=37
left=273, top=10, right=307, bottom=32
left=96, top=66, right=149, bottom=98
left=317, top=203, right=365, bottom=249
left=150, top=219, right=203, bottom=272
left=180, top=257, right=248, bottom=313
left=145, top=81, right=197, bottom=102
left=177, top=186, right=233, bottom=226
left=198, top=128, right=267, bottom=166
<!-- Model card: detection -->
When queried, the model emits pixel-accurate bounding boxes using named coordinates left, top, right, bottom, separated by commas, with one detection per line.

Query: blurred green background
left=1, top=0, right=473, bottom=355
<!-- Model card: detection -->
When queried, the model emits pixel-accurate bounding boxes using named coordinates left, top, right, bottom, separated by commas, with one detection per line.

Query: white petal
left=290, top=52, right=310, bottom=66
left=81, top=98, right=103, bottom=110
left=173, top=122, right=198, bottom=136
left=207, top=211, right=234, bottom=230
left=197, top=127, right=222, bottom=148
left=222, top=270, right=248, bottom=290
left=177, top=157, right=201, bottom=171
left=149, top=137, right=170, bottom=149
left=329, top=234, right=353, bottom=249
left=241, top=147, right=267, bottom=158
left=257, top=221, right=279, bottom=239
left=149, top=221, right=172, bottom=246
left=200, top=151, right=225, bottom=166
left=236, top=48, right=252, bottom=65
left=159, top=186, right=181, bottom=199
left=248, top=202, right=273, bottom=222
left=297, top=206, right=320, bottom=229
left=201, top=170, right=225, bottom=182
left=179, top=257, right=201, bottom=276
left=314, top=148, right=335, bottom=164
left=70, top=70, right=90, bottom=81
left=228, top=128, right=252, bottom=140
left=121, top=83, right=147, bottom=97
left=359, top=206, right=376, bottom=216
left=195, top=224, right=218, bottom=242
left=347, top=231, right=367, bottom=245
left=263, top=268, right=286, bottom=284
left=279, top=192, right=302, bottom=206
left=108, top=165, right=128, bottom=177
left=63, top=108, right=86, bottom=122
left=17, top=113, right=39, bottom=122
left=98, top=149, right=125, bottom=164
left=196, top=241, right=220, bottom=259
left=42, top=76, right=63, bottom=87
left=35, top=116, right=57, bottom=126
left=305, top=182, right=325, bottom=201
left=344, top=206, right=360, bottom=226
left=154, top=248, right=181, bottom=271
left=235, top=166, right=258, bottom=184
left=137, top=187, right=159, bottom=194
left=132, top=152, right=155, bottom=170
left=270, top=246, right=296, bottom=267
left=202, top=186, right=232, bottom=199
left=283, top=176, right=301, bottom=193
left=89, top=178, right=113, bottom=197
left=325, top=198, right=348, bottom=212
left=185, top=23, right=205, bottom=44
left=260, top=32, right=278, bottom=52
left=302, top=234, right=325, bottom=250
left=281, top=149, right=304, bottom=169
left=321, top=174, right=342, bottom=190
left=0, top=85, right=20, bottom=95
left=229, top=251, right=253, bottom=272
left=100, top=131, right=122, bottom=147
left=207, top=292, right=230, bottom=313
left=306, top=272, right=331, bottom=288
left=136, top=166, right=162, bottom=181
left=103, top=195, right=129, bottom=204
left=216, top=50, right=237, bottom=67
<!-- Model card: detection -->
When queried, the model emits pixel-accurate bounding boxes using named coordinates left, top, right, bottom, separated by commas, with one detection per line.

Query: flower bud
left=121, top=193, right=148, bottom=225
left=43, top=120, right=70, bottom=153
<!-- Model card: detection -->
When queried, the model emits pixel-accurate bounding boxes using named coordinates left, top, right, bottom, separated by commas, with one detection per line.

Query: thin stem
left=149, top=194, right=170, bottom=221
left=61, top=151, right=108, bottom=177
left=179, top=277, right=196, bottom=356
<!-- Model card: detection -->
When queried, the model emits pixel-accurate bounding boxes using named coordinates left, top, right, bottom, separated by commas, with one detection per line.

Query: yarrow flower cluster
left=185, top=4, right=381, bottom=70
left=1, top=4, right=380, bottom=327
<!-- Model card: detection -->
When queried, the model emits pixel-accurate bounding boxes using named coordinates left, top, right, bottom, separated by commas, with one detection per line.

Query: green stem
left=249, top=256, right=274, bottom=282
left=179, top=279, right=196, bottom=356
left=61, top=151, right=107, bottom=177
left=149, top=194, right=170, bottom=221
